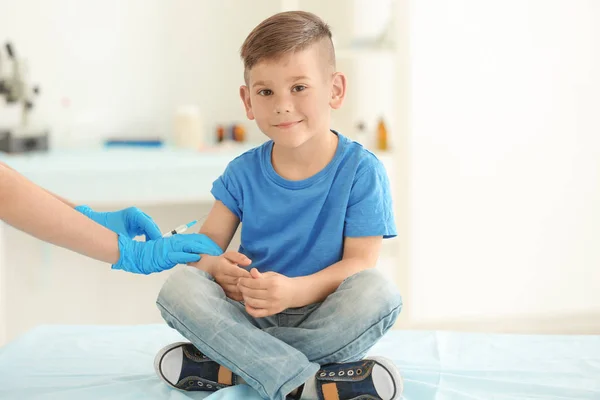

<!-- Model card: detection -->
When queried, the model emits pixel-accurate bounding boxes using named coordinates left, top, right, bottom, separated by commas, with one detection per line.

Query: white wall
left=0, top=0, right=278, bottom=147
left=0, top=0, right=279, bottom=343
left=5, top=0, right=599, bottom=336
left=407, top=0, right=600, bottom=324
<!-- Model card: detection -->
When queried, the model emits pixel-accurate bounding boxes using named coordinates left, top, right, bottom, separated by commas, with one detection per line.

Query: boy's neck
left=271, top=129, right=338, bottom=181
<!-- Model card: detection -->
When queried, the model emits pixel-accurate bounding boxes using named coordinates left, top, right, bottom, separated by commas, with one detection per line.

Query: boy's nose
left=274, top=105, right=291, bottom=114
left=274, top=97, right=292, bottom=114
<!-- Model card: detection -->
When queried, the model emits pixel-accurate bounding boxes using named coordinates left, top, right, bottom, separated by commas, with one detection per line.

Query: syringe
left=162, top=220, right=198, bottom=238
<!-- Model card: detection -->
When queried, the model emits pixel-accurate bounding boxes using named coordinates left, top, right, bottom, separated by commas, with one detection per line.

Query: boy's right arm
left=190, top=200, right=251, bottom=300
left=198, top=200, right=240, bottom=252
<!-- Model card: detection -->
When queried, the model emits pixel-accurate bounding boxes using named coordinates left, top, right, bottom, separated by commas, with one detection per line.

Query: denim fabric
left=156, top=267, right=402, bottom=400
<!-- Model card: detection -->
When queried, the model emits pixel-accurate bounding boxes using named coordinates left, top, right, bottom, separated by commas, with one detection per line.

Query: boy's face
left=239, top=42, right=346, bottom=149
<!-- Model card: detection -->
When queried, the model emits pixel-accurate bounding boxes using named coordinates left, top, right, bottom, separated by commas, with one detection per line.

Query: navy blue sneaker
left=154, top=342, right=237, bottom=391
left=314, top=357, right=403, bottom=400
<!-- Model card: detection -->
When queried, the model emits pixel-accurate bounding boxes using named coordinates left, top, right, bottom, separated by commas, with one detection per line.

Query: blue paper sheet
left=0, top=324, right=599, bottom=399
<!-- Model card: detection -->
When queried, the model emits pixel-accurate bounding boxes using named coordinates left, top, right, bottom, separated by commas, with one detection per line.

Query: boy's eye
left=292, top=85, right=307, bottom=92
left=258, top=89, right=272, bottom=96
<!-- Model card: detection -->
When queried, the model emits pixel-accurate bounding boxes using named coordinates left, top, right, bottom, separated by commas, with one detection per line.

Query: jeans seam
left=339, top=271, right=362, bottom=287
left=314, top=303, right=402, bottom=364
left=156, top=301, right=270, bottom=398
left=157, top=300, right=316, bottom=400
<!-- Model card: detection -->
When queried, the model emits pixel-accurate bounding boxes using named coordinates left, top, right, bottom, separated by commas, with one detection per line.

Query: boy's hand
left=190, top=251, right=251, bottom=301
left=238, top=268, right=298, bottom=318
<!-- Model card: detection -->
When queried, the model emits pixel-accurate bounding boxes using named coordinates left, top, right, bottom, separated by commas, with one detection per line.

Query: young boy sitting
left=154, top=10, right=403, bottom=400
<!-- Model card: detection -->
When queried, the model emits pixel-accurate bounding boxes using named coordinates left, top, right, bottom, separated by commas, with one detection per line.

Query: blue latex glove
left=114, top=233, right=224, bottom=274
left=75, top=205, right=162, bottom=240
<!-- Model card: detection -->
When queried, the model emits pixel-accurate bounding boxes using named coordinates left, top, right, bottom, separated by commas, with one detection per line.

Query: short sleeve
left=344, top=160, right=397, bottom=238
left=211, top=163, right=243, bottom=220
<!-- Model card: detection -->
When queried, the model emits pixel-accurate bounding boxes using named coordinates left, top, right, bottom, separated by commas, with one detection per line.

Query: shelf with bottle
left=349, top=116, right=391, bottom=152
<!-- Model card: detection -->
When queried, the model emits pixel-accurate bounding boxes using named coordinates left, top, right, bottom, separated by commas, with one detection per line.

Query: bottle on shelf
left=377, top=117, right=389, bottom=151
left=216, top=125, right=225, bottom=143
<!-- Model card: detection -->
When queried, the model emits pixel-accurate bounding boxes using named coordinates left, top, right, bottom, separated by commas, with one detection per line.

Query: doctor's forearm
left=0, top=163, right=119, bottom=264
left=0, top=161, right=76, bottom=207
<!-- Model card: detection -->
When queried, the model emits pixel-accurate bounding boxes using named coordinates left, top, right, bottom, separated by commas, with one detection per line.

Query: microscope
left=0, top=42, right=49, bottom=153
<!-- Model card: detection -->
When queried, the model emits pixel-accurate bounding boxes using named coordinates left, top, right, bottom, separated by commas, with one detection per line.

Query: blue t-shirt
left=211, top=132, right=396, bottom=277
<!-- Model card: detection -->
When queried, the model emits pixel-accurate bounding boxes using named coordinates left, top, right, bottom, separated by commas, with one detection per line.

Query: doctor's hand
left=238, top=268, right=299, bottom=318
left=190, top=251, right=251, bottom=301
left=75, top=205, right=162, bottom=240
left=113, top=233, right=223, bottom=274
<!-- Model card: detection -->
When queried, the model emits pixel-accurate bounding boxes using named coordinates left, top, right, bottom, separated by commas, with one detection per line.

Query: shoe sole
left=154, top=341, right=189, bottom=390
left=365, top=356, right=404, bottom=400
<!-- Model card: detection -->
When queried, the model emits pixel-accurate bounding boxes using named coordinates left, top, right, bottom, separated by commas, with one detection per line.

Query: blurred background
left=0, top=0, right=599, bottom=346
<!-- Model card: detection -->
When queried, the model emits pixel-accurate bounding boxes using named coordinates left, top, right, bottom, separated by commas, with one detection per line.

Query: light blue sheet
left=0, top=324, right=599, bottom=399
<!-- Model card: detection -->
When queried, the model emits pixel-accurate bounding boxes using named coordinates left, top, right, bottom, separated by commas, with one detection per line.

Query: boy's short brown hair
left=240, top=11, right=335, bottom=83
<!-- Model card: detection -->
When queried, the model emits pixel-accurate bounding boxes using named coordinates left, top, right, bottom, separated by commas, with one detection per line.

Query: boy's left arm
left=238, top=236, right=382, bottom=317
left=293, top=235, right=382, bottom=306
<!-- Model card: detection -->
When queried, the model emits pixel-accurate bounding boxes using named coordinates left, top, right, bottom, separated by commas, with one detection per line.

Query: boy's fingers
left=226, top=290, right=244, bottom=301
left=250, top=268, right=262, bottom=279
left=246, top=305, right=270, bottom=318
left=222, top=284, right=240, bottom=293
left=238, top=285, right=268, bottom=299
left=218, top=281, right=242, bottom=301
left=223, top=251, right=252, bottom=266
left=219, top=275, right=240, bottom=285
left=224, top=265, right=251, bottom=278
left=238, top=277, right=268, bottom=289
left=217, top=269, right=247, bottom=284
left=243, top=297, right=269, bottom=309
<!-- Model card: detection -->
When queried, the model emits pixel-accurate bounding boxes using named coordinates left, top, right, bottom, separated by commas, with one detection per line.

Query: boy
left=154, top=11, right=403, bottom=400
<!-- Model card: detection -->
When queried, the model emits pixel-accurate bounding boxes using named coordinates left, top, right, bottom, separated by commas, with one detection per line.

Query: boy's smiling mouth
left=274, top=120, right=303, bottom=129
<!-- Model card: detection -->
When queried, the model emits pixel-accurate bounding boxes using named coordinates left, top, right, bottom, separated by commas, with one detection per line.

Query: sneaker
left=313, top=356, right=403, bottom=400
left=154, top=342, right=237, bottom=391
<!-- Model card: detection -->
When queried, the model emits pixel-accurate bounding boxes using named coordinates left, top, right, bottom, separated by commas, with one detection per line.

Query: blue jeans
left=156, top=267, right=402, bottom=400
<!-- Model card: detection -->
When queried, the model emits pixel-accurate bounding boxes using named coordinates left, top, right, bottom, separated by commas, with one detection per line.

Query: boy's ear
left=239, top=85, right=255, bottom=120
left=329, top=72, right=347, bottom=110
